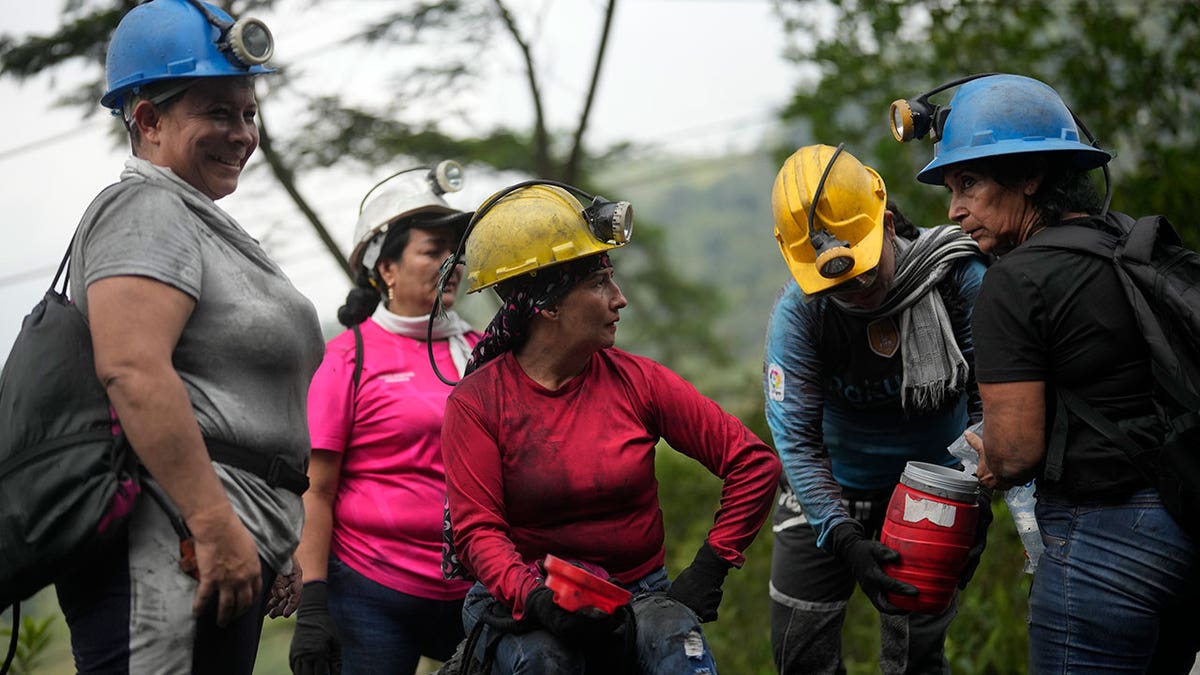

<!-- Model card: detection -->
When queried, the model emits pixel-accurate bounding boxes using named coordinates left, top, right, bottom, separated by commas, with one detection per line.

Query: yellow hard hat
left=464, top=184, right=632, bottom=293
left=771, top=144, right=886, bottom=295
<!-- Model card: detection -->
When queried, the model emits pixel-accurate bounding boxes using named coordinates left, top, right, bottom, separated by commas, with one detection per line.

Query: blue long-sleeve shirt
left=763, top=252, right=986, bottom=549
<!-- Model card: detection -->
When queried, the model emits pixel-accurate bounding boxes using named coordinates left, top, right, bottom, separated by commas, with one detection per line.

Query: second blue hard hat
left=916, top=74, right=1112, bottom=185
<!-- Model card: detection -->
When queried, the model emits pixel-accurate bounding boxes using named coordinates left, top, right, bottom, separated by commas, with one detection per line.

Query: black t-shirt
left=972, top=220, right=1154, bottom=500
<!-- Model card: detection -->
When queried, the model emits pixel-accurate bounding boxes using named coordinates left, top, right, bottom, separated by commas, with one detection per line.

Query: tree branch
left=565, top=0, right=617, bottom=184
left=256, top=105, right=352, bottom=280
left=493, top=0, right=551, bottom=177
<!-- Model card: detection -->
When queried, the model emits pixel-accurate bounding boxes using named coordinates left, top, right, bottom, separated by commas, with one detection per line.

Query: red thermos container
left=879, top=461, right=980, bottom=614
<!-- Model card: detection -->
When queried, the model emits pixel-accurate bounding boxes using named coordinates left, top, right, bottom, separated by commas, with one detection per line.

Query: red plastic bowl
left=543, top=554, right=632, bottom=614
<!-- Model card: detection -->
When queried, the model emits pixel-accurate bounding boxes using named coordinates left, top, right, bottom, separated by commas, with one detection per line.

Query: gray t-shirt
left=69, top=158, right=324, bottom=571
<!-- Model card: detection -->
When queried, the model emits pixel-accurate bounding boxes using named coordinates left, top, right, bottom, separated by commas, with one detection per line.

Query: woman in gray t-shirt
left=54, top=2, right=323, bottom=673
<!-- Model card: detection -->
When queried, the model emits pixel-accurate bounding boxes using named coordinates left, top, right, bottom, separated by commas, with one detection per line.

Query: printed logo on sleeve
left=767, top=363, right=785, bottom=401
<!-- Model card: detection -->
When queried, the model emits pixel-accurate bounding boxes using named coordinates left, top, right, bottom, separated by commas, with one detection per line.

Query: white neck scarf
left=371, top=305, right=474, bottom=377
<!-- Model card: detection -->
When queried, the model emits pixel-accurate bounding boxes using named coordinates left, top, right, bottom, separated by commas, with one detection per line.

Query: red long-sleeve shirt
left=441, top=348, right=780, bottom=617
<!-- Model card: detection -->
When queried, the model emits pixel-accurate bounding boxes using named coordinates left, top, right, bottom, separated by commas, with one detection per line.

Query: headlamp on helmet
left=807, top=143, right=856, bottom=279
left=186, top=0, right=274, bottom=67
left=888, top=73, right=995, bottom=143
left=433, top=160, right=464, bottom=195
left=892, top=73, right=1114, bottom=215
left=102, top=0, right=277, bottom=111
left=583, top=196, right=634, bottom=245
left=353, top=160, right=467, bottom=274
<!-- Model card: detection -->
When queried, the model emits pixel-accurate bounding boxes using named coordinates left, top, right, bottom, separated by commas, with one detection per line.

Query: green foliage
left=0, top=610, right=57, bottom=674
left=656, top=446, right=776, bottom=675
left=774, top=0, right=1200, bottom=244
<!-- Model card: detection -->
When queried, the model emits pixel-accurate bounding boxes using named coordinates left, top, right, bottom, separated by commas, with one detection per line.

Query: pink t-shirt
left=308, top=317, right=477, bottom=600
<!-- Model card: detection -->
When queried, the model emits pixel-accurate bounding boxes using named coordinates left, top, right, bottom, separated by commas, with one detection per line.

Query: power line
left=0, top=121, right=93, bottom=162
left=0, top=264, right=58, bottom=289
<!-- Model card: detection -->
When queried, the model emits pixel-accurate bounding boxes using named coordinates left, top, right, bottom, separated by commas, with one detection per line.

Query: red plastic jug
left=879, top=461, right=980, bottom=613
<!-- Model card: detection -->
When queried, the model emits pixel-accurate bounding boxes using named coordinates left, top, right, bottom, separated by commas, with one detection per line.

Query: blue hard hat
left=916, top=74, right=1112, bottom=185
left=102, top=0, right=275, bottom=111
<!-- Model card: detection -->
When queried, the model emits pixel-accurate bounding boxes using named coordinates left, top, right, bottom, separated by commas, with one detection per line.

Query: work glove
left=959, top=487, right=995, bottom=589
left=289, top=581, right=342, bottom=675
left=827, top=521, right=918, bottom=615
left=524, top=585, right=622, bottom=643
left=665, top=541, right=733, bottom=623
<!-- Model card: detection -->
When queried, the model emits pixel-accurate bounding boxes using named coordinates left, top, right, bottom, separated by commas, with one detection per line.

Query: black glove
left=959, top=487, right=994, bottom=589
left=289, top=581, right=342, bottom=675
left=665, top=541, right=733, bottom=622
left=524, top=585, right=621, bottom=643
left=827, top=521, right=918, bottom=615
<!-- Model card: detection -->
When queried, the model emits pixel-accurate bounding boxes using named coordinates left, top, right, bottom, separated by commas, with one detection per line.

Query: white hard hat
left=350, top=160, right=467, bottom=274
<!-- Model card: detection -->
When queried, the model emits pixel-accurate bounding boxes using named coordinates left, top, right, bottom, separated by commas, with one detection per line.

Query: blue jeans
left=462, top=567, right=718, bottom=674
left=1030, top=489, right=1199, bottom=674
left=327, top=556, right=465, bottom=675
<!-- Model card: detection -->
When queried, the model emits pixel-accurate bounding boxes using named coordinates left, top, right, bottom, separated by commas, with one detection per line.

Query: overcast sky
left=0, top=0, right=799, bottom=358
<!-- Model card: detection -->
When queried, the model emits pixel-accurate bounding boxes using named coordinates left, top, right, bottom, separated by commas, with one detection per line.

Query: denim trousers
left=327, top=556, right=465, bottom=675
left=461, top=567, right=719, bottom=674
left=1030, top=489, right=1199, bottom=674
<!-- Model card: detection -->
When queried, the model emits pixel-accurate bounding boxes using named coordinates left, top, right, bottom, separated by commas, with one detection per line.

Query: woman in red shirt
left=440, top=183, right=781, bottom=674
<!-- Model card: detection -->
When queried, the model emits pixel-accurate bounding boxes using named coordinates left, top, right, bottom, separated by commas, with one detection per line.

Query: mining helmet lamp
left=432, top=160, right=465, bottom=195
left=583, top=195, right=633, bottom=245
left=357, top=159, right=466, bottom=215
left=889, top=73, right=996, bottom=143
left=807, top=143, right=856, bottom=279
left=185, top=0, right=274, bottom=67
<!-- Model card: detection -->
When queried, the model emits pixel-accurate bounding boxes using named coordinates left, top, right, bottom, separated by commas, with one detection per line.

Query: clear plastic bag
left=948, top=421, right=1044, bottom=574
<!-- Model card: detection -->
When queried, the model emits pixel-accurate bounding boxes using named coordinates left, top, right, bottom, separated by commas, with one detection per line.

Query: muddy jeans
left=462, top=567, right=718, bottom=674
left=769, top=485, right=954, bottom=675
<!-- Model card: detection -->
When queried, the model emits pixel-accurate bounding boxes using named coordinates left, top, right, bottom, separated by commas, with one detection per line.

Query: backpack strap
left=1056, top=389, right=1145, bottom=462
left=2, top=600, right=19, bottom=675
left=1046, top=395, right=1070, bottom=482
left=1017, top=224, right=1120, bottom=481
left=352, top=323, right=364, bottom=397
left=52, top=240, right=72, bottom=296
left=1023, top=223, right=1119, bottom=260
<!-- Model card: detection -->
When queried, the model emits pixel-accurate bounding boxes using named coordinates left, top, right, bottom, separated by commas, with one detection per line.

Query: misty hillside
left=600, top=152, right=791, bottom=368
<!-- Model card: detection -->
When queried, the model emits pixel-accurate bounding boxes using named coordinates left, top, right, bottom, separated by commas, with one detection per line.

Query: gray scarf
left=835, top=225, right=981, bottom=413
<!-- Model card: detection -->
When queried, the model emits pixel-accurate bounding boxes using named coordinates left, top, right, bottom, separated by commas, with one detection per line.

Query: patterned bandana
left=465, top=252, right=612, bottom=375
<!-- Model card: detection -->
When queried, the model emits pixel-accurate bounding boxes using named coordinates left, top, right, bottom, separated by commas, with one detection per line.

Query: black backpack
left=0, top=241, right=140, bottom=665
left=1030, top=212, right=1200, bottom=538
left=0, top=233, right=312, bottom=655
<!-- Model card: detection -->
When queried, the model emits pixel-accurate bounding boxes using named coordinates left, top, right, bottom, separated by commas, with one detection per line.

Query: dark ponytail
left=887, top=200, right=920, bottom=241
left=336, top=276, right=380, bottom=327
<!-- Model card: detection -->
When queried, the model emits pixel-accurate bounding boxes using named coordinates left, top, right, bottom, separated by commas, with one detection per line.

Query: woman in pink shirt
left=290, top=162, right=480, bottom=675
